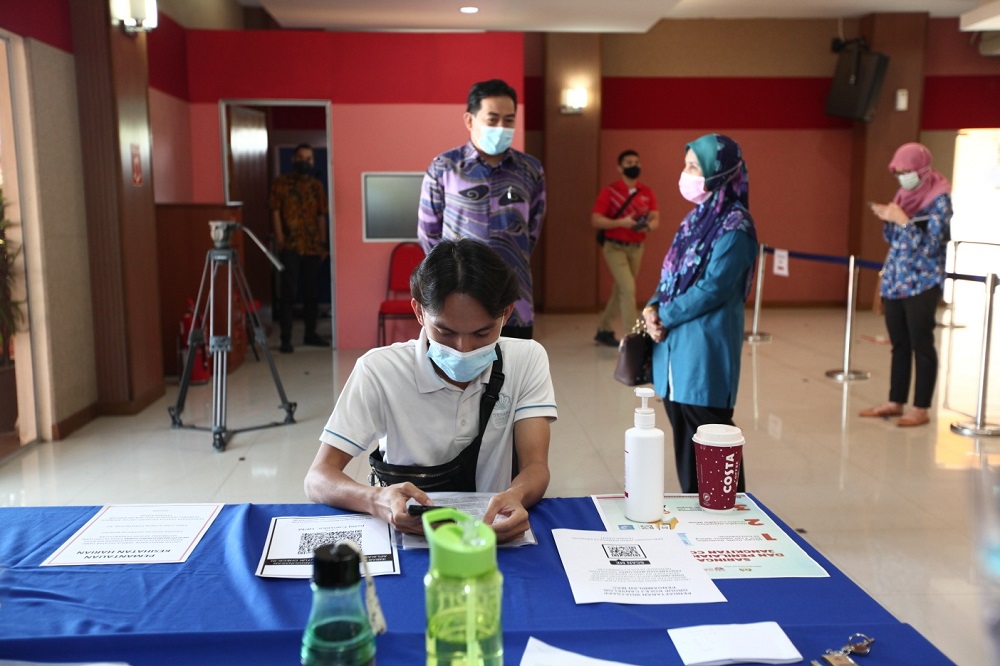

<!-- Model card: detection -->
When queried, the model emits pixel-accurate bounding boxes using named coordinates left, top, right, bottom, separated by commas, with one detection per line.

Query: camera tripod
left=168, top=221, right=297, bottom=451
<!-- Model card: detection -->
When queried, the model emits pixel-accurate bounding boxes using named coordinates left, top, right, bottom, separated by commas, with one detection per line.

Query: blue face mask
left=426, top=335, right=499, bottom=383
left=478, top=126, right=514, bottom=156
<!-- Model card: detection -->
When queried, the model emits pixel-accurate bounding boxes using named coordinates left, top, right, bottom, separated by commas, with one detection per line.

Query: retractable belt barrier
left=745, top=241, right=997, bottom=437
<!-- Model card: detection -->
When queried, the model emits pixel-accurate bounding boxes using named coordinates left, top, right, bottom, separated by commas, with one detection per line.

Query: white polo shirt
left=320, top=328, right=558, bottom=493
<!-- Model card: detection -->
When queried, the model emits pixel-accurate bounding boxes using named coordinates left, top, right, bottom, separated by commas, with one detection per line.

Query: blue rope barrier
left=761, top=246, right=881, bottom=270
left=760, top=245, right=989, bottom=283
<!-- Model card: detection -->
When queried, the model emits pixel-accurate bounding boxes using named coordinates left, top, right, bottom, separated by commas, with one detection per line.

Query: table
left=0, top=497, right=952, bottom=664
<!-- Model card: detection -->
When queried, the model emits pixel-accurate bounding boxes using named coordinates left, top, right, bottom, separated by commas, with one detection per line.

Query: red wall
left=0, top=0, right=73, bottom=52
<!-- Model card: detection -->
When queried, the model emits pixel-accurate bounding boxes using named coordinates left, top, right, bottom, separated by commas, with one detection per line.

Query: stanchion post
left=952, top=272, right=1000, bottom=437
left=826, top=255, right=870, bottom=382
left=940, top=239, right=960, bottom=329
left=745, top=242, right=772, bottom=343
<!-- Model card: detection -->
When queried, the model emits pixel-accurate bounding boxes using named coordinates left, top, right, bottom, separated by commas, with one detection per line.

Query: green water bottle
left=422, top=507, right=503, bottom=666
left=301, top=542, right=377, bottom=666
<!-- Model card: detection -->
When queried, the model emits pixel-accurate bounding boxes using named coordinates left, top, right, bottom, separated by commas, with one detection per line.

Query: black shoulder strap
left=611, top=189, right=640, bottom=219
left=477, top=345, right=505, bottom=441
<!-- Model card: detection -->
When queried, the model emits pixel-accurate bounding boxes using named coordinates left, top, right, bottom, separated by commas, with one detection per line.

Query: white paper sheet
left=40, top=503, right=223, bottom=567
left=255, top=513, right=399, bottom=578
left=399, top=492, right=537, bottom=549
left=551, top=529, right=725, bottom=605
left=519, top=637, right=639, bottom=666
left=667, top=621, right=803, bottom=666
left=772, top=249, right=790, bottom=277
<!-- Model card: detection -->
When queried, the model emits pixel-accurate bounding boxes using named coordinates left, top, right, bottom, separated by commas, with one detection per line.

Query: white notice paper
left=41, top=503, right=223, bottom=566
left=667, top=621, right=803, bottom=666
left=519, top=637, right=639, bottom=666
left=551, top=529, right=725, bottom=605
left=255, top=513, right=399, bottom=578
left=772, top=249, right=789, bottom=277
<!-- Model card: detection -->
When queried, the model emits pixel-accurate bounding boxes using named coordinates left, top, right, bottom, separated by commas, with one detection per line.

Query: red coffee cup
left=693, top=424, right=744, bottom=511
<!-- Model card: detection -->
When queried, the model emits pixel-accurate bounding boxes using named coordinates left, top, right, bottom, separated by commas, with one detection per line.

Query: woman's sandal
left=898, top=409, right=930, bottom=427
left=859, top=403, right=904, bottom=418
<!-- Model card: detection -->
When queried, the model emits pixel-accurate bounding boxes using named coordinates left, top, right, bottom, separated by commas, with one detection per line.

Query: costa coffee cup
left=693, top=424, right=744, bottom=511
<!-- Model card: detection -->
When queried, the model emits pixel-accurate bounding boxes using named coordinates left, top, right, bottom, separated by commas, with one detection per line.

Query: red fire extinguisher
left=178, top=298, right=210, bottom=384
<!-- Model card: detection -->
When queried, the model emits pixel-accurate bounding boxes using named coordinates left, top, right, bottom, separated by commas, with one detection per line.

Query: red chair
left=377, top=242, right=425, bottom=346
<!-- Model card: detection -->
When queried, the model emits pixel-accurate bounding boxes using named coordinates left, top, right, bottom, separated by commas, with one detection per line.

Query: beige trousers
left=599, top=241, right=644, bottom=333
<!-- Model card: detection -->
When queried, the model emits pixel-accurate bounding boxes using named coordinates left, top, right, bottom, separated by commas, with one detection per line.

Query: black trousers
left=664, top=400, right=746, bottom=494
left=278, top=250, right=321, bottom=345
left=883, top=286, right=940, bottom=409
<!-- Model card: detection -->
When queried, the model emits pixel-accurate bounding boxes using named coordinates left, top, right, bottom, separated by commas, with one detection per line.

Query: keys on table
left=810, top=633, right=875, bottom=666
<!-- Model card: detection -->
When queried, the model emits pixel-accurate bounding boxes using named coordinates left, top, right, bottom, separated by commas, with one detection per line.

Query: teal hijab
left=657, top=133, right=756, bottom=305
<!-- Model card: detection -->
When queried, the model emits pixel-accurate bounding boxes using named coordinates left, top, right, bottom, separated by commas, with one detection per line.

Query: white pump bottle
left=624, top=387, right=665, bottom=523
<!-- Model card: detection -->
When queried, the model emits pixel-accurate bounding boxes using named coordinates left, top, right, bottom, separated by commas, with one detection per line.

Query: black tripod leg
left=169, top=254, right=213, bottom=427
left=233, top=261, right=297, bottom=424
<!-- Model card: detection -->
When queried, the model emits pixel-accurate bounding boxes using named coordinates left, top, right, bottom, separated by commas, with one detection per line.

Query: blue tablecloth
left=0, top=497, right=952, bottom=664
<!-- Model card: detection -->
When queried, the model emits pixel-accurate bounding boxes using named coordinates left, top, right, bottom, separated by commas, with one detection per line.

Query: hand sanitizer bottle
left=625, top=387, right=665, bottom=523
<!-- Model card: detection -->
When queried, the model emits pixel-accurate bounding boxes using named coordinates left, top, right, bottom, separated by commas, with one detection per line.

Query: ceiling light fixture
left=459, top=7, right=480, bottom=14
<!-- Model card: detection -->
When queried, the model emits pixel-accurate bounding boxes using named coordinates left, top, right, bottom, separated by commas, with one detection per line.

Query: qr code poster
left=255, top=514, right=399, bottom=578
left=602, top=543, right=647, bottom=562
left=552, top=528, right=726, bottom=605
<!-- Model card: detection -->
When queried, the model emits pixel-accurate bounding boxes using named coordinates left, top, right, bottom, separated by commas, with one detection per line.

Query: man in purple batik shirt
left=417, top=79, right=546, bottom=339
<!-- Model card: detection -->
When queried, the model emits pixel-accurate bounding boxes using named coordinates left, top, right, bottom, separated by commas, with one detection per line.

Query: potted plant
left=0, top=190, right=23, bottom=433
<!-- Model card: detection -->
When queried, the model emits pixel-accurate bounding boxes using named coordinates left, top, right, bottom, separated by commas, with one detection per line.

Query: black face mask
left=622, top=165, right=641, bottom=180
left=292, top=161, right=312, bottom=176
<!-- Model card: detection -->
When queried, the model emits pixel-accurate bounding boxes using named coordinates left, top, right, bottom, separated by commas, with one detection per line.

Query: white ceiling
left=237, top=0, right=994, bottom=33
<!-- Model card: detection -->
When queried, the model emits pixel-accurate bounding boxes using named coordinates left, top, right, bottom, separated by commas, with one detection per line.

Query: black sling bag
left=368, top=346, right=505, bottom=492
left=596, top=189, right=640, bottom=246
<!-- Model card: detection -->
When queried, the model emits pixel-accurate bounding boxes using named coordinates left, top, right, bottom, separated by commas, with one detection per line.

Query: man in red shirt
left=591, top=149, right=659, bottom=346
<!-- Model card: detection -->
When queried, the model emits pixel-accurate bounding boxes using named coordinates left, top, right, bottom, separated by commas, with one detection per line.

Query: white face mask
left=897, top=172, right=921, bottom=190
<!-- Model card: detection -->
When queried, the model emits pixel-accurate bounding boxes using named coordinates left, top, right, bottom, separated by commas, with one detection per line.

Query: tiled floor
left=2, top=298, right=999, bottom=664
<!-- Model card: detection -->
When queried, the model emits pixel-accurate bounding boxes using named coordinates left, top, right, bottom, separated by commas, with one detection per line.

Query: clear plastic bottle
left=625, top=386, right=665, bottom=522
left=422, top=507, right=503, bottom=666
left=301, top=542, right=377, bottom=666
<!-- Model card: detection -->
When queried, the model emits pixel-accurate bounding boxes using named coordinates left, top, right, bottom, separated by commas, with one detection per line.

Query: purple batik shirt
left=417, top=141, right=546, bottom=327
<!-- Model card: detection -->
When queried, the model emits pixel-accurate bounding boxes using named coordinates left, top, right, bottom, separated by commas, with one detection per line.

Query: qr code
left=297, top=529, right=363, bottom=555
left=603, top=543, right=645, bottom=559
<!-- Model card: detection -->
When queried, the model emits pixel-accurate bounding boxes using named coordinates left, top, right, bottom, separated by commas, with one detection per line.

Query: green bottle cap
left=422, top=507, right=497, bottom=578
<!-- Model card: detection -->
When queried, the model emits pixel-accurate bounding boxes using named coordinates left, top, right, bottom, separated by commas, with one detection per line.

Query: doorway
left=0, top=33, right=39, bottom=457
left=219, top=100, right=335, bottom=347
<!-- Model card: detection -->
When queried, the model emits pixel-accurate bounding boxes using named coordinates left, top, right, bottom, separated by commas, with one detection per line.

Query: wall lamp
left=560, top=87, right=588, bottom=114
left=110, top=0, right=158, bottom=34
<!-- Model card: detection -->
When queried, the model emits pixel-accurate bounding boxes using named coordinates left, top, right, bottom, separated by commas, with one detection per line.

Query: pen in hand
left=406, top=504, right=447, bottom=516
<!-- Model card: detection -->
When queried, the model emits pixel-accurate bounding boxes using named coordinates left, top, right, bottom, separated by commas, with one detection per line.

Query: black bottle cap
left=313, top=542, right=360, bottom=588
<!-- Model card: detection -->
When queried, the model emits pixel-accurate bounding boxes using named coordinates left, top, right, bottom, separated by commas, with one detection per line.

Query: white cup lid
left=692, top=424, right=744, bottom=446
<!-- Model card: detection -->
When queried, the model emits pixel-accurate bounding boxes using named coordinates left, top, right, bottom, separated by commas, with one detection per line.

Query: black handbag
left=614, top=319, right=653, bottom=386
left=369, top=347, right=505, bottom=491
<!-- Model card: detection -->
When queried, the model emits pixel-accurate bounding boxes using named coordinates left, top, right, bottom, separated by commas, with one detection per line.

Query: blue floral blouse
left=880, top=193, right=952, bottom=300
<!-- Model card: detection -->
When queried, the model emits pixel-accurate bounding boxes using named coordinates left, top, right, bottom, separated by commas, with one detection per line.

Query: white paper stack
left=667, top=621, right=803, bottom=666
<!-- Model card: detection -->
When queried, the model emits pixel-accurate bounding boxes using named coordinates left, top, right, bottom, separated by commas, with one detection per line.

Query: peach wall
left=183, top=99, right=530, bottom=350
left=149, top=88, right=194, bottom=203
left=598, top=129, right=854, bottom=306
left=190, top=102, right=225, bottom=202
left=331, top=103, right=527, bottom=349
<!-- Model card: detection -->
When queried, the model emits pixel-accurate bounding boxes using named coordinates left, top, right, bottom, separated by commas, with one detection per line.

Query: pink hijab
left=888, top=143, right=951, bottom=217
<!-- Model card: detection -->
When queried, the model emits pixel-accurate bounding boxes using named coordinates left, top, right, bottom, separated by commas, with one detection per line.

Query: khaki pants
left=599, top=241, right=644, bottom=333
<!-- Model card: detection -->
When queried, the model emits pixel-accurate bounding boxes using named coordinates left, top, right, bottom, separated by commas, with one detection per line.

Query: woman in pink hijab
left=860, top=143, right=952, bottom=427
